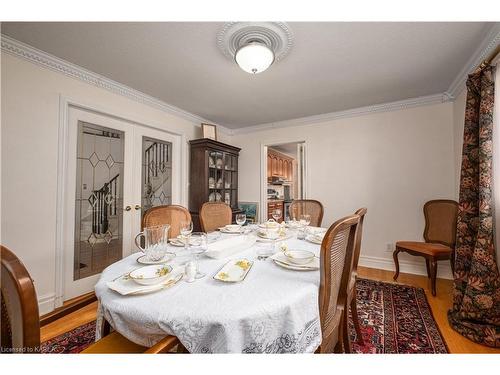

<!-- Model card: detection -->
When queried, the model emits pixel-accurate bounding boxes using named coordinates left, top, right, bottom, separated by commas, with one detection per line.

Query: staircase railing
left=91, top=174, right=119, bottom=235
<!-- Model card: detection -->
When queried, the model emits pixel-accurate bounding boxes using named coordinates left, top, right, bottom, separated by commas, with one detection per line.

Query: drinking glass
left=189, top=232, right=207, bottom=279
left=180, top=220, right=193, bottom=250
left=236, top=213, right=246, bottom=226
left=272, top=208, right=282, bottom=222
left=299, top=214, right=311, bottom=227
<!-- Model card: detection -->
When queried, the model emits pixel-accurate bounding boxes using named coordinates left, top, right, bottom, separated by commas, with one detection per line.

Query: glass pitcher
left=134, top=224, right=170, bottom=261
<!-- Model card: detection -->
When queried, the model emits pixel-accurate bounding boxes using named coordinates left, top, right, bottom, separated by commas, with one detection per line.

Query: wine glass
left=189, top=232, right=207, bottom=279
left=236, top=213, right=246, bottom=227
left=272, top=208, right=282, bottom=222
left=180, top=220, right=193, bottom=250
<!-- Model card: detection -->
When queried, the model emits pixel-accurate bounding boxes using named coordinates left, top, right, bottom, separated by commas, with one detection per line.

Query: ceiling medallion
left=217, top=22, right=293, bottom=74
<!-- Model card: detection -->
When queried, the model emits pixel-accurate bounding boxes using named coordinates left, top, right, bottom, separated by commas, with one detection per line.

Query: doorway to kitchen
left=261, top=141, right=307, bottom=223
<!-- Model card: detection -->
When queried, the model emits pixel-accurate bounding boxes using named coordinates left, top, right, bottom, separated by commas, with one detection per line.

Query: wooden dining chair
left=289, top=199, right=324, bottom=227
left=317, top=214, right=360, bottom=353
left=346, top=207, right=367, bottom=345
left=393, top=199, right=458, bottom=296
left=199, top=202, right=232, bottom=232
left=142, top=205, right=191, bottom=238
left=1, top=245, right=179, bottom=354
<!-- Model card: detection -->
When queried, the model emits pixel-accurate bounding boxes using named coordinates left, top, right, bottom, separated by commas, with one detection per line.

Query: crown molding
left=445, top=22, right=500, bottom=99
left=0, top=34, right=232, bottom=135
left=231, top=92, right=449, bottom=135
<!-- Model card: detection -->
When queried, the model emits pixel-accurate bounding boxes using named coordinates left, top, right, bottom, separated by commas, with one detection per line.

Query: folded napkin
left=107, top=266, right=183, bottom=296
left=205, top=235, right=256, bottom=259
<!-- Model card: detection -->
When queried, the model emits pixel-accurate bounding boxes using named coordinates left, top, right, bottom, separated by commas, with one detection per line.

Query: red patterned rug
left=41, top=279, right=448, bottom=354
left=350, top=278, right=448, bottom=353
left=41, top=320, right=96, bottom=353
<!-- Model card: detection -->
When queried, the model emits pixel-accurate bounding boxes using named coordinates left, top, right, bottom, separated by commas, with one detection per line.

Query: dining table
left=94, top=229, right=324, bottom=353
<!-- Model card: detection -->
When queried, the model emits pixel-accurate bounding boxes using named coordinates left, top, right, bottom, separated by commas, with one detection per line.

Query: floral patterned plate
left=213, top=259, right=253, bottom=282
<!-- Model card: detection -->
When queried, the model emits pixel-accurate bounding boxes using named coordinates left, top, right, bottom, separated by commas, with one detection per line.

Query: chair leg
left=393, top=248, right=401, bottom=280
left=350, top=297, right=363, bottom=345
left=342, top=309, right=351, bottom=354
left=450, top=252, right=455, bottom=274
left=429, top=259, right=438, bottom=296
left=425, top=259, right=431, bottom=279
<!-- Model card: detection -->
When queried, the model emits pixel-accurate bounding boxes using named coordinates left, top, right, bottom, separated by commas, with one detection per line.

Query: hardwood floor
left=41, top=266, right=500, bottom=353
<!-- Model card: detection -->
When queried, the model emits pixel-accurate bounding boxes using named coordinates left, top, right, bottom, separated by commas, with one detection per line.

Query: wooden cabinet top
left=189, top=138, right=241, bottom=154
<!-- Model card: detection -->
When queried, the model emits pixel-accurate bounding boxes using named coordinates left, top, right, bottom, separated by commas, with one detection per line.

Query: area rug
left=349, top=278, right=448, bottom=353
left=41, top=279, right=448, bottom=354
left=41, top=320, right=96, bottom=353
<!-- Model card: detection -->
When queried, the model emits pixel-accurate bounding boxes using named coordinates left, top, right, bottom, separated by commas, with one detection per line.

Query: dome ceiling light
left=217, top=22, right=293, bottom=75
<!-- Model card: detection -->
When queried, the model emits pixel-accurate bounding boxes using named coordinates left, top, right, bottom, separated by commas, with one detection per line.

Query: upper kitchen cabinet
left=267, top=148, right=294, bottom=181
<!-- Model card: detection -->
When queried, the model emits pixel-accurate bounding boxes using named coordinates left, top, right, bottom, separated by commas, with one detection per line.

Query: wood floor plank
left=41, top=267, right=500, bottom=353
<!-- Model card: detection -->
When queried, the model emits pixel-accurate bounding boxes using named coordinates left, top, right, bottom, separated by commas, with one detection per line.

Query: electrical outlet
left=385, top=243, right=393, bottom=252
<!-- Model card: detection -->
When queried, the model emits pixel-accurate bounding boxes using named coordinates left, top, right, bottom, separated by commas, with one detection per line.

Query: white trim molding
left=359, top=255, right=453, bottom=280
left=445, top=23, right=500, bottom=100
left=0, top=34, right=232, bottom=136
left=232, top=93, right=449, bottom=135
left=38, top=293, right=57, bottom=315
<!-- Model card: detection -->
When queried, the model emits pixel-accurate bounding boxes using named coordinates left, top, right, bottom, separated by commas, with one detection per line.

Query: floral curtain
left=448, top=64, right=500, bottom=348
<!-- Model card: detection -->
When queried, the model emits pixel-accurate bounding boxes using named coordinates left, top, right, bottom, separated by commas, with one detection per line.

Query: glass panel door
left=141, top=137, right=173, bottom=217
left=74, top=122, right=124, bottom=280
left=64, top=107, right=134, bottom=301
left=132, top=125, right=182, bottom=241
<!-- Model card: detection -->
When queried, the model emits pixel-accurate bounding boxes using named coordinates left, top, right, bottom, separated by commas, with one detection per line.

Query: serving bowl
left=284, top=250, right=315, bottom=265
left=129, top=264, right=172, bottom=286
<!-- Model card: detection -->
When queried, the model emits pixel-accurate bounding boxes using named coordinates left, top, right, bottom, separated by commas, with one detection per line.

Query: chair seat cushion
left=396, top=241, right=452, bottom=256
left=81, top=331, right=146, bottom=354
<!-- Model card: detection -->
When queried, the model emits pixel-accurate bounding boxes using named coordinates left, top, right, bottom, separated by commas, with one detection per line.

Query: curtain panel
left=448, top=64, right=500, bottom=348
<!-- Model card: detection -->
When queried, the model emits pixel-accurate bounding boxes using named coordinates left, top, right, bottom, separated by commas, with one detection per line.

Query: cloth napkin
left=205, top=235, right=256, bottom=259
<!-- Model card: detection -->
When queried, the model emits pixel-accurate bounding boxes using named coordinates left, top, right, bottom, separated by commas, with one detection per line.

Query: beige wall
left=0, top=54, right=228, bottom=313
left=232, top=102, right=456, bottom=278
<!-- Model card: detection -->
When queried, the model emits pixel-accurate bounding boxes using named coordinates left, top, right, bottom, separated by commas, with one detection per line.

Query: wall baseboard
left=359, top=254, right=453, bottom=280
left=37, top=293, right=57, bottom=315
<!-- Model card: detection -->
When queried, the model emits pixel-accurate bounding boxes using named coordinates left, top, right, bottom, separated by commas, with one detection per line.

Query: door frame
left=259, top=139, right=309, bottom=223
left=54, top=95, right=187, bottom=307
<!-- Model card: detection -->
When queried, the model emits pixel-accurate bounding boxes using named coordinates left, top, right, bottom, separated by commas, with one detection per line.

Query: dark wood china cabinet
left=189, top=138, right=242, bottom=231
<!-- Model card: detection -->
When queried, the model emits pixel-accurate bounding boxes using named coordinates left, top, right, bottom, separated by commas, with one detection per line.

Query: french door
left=63, top=106, right=181, bottom=300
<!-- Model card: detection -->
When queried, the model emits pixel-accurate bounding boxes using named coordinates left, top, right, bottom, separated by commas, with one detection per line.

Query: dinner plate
left=136, top=252, right=176, bottom=265
left=131, top=273, right=183, bottom=295
left=213, top=259, right=253, bottom=282
left=219, top=227, right=243, bottom=234
left=256, top=230, right=293, bottom=242
left=271, top=252, right=320, bottom=271
left=305, top=234, right=323, bottom=245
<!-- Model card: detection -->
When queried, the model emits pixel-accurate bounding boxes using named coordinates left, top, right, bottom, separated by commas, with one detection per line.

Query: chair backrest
left=289, top=199, right=324, bottom=227
left=423, top=200, right=458, bottom=248
left=318, top=214, right=359, bottom=353
left=199, top=202, right=232, bottom=232
left=351, top=208, right=368, bottom=276
left=142, top=205, right=191, bottom=238
left=1, top=245, right=40, bottom=353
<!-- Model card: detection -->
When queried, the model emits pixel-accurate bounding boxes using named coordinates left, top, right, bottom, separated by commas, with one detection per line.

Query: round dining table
left=94, top=233, right=323, bottom=353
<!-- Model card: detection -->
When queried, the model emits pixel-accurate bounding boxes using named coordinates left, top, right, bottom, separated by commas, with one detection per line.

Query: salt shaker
left=185, top=261, right=197, bottom=283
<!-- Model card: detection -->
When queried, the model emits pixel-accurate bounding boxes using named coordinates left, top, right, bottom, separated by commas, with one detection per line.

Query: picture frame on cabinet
left=201, top=123, right=217, bottom=141
left=238, top=202, right=259, bottom=223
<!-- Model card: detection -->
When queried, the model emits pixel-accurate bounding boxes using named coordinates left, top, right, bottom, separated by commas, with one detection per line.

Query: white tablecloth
left=94, top=234, right=322, bottom=353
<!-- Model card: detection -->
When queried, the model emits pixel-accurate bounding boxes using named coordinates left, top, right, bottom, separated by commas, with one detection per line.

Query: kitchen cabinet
left=268, top=149, right=294, bottom=181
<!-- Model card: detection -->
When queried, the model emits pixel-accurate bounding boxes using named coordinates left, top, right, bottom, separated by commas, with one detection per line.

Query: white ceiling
left=2, top=22, right=494, bottom=128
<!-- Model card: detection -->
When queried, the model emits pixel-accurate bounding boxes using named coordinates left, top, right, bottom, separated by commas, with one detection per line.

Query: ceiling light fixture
left=217, top=22, right=293, bottom=75
left=235, top=41, right=275, bottom=74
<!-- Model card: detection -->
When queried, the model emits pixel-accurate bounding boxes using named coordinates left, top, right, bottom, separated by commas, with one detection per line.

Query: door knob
left=124, top=205, right=132, bottom=211
left=135, top=204, right=142, bottom=210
